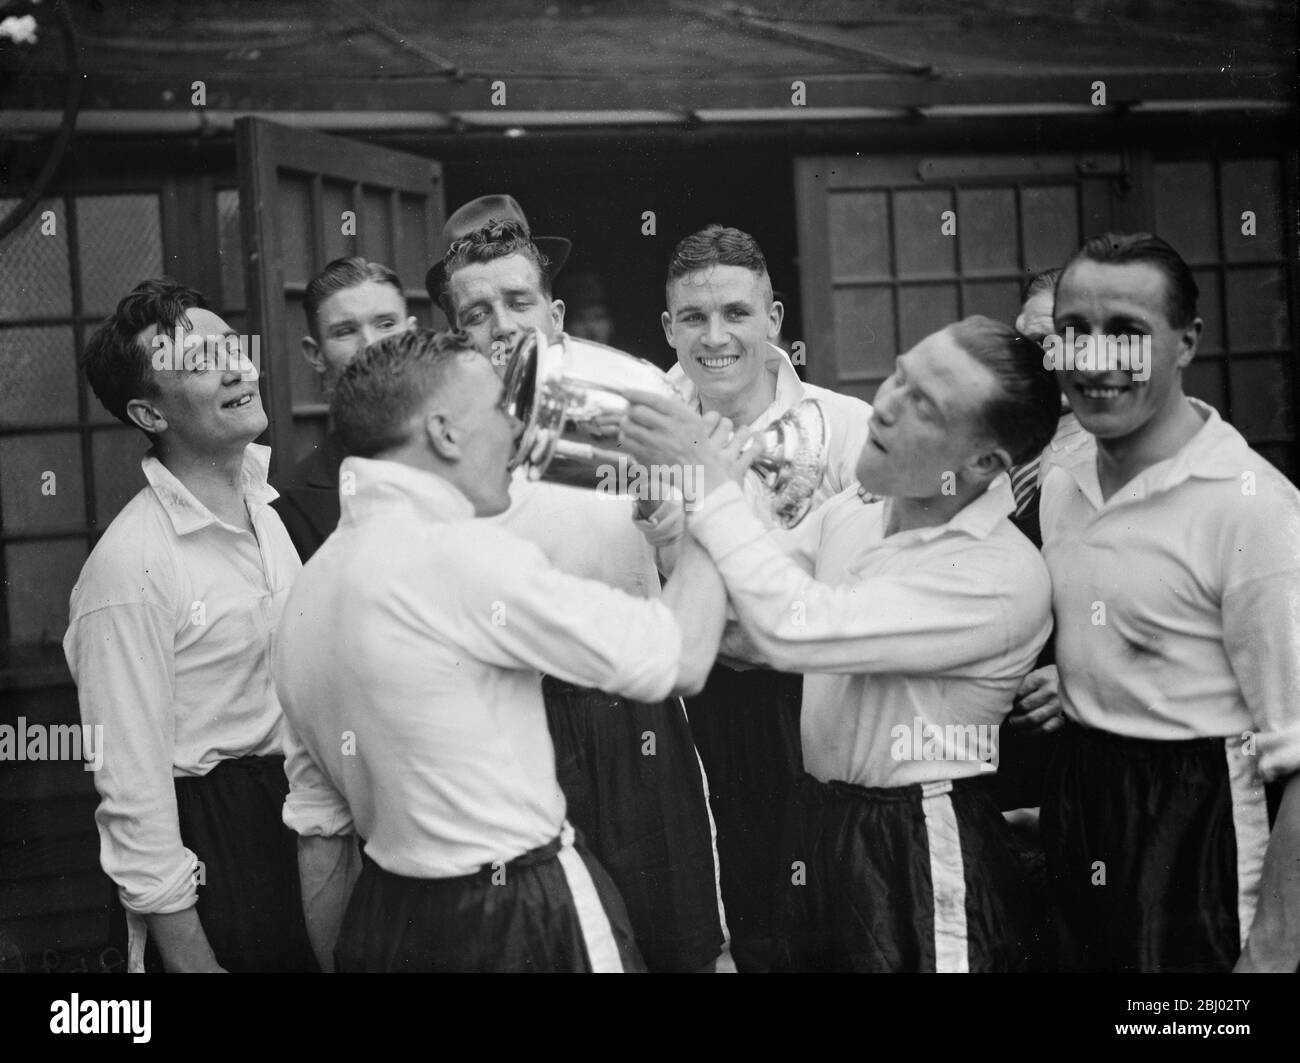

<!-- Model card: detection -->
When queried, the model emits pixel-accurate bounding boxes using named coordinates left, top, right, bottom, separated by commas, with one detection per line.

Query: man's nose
left=703, top=315, right=729, bottom=347
left=490, top=307, right=517, bottom=340
left=870, top=383, right=897, bottom=423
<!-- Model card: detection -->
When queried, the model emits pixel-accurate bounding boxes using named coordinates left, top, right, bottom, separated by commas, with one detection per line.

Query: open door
left=235, top=118, right=445, bottom=472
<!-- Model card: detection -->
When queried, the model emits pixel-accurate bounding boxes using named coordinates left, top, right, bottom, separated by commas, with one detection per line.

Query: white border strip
left=1224, top=739, right=1270, bottom=949
left=556, top=821, right=624, bottom=973
left=681, top=697, right=733, bottom=968
left=920, top=780, right=969, bottom=973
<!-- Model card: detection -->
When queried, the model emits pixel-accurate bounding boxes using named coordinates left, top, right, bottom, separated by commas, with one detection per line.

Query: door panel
left=235, top=118, right=444, bottom=470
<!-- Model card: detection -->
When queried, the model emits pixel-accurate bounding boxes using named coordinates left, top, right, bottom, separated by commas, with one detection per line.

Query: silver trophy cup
left=500, top=328, right=830, bottom=528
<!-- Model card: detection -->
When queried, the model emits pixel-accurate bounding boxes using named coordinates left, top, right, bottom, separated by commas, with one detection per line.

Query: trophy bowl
left=500, top=328, right=830, bottom=528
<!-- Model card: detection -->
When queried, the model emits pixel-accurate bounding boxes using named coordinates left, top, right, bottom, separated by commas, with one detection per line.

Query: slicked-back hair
left=331, top=328, right=480, bottom=458
left=1020, top=266, right=1062, bottom=305
left=438, top=219, right=551, bottom=315
left=304, top=256, right=404, bottom=339
left=947, top=315, right=1060, bottom=466
left=1062, top=232, right=1199, bottom=328
left=665, top=224, right=773, bottom=307
left=81, top=277, right=209, bottom=436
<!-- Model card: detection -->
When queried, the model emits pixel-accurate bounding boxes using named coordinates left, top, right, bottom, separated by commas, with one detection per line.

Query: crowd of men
left=62, top=194, right=1300, bottom=972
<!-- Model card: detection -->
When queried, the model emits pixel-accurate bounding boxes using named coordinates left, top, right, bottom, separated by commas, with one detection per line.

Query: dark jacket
left=270, top=432, right=347, bottom=563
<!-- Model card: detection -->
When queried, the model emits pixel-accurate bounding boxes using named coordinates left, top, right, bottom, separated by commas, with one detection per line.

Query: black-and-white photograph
left=1, top=0, right=1297, bottom=1020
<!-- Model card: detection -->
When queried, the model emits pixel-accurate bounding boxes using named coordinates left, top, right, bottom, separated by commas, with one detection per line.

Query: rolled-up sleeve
left=64, top=602, right=198, bottom=915
left=448, top=531, right=683, bottom=704
left=280, top=716, right=354, bottom=837
left=689, top=482, right=1030, bottom=676
left=1222, top=490, right=1300, bottom=782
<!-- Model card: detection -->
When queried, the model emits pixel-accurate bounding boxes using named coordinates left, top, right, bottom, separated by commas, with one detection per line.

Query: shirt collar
left=917, top=472, right=1015, bottom=542
left=665, top=343, right=805, bottom=427
left=1056, top=398, right=1247, bottom=505
left=338, top=456, right=476, bottom=527
left=142, top=443, right=277, bottom=536
left=860, top=473, right=1015, bottom=544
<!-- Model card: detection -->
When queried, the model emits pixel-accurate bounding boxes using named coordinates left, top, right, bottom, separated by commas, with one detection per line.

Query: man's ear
left=550, top=298, right=566, bottom=336
left=1176, top=317, right=1203, bottom=370
left=768, top=299, right=785, bottom=340
left=301, top=335, right=326, bottom=374
left=661, top=310, right=675, bottom=348
left=424, top=409, right=461, bottom=462
left=403, top=315, right=418, bottom=333
left=966, top=444, right=1013, bottom=486
left=126, top=397, right=168, bottom=436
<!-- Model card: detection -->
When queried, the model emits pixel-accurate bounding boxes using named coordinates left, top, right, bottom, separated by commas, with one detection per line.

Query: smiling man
left=658, top=224, right=871, bottom=971
left=1040, top=233, right=1300, bottom=972
left=271, top=257, right=417, bottom=561
left=64, top=279, right=315, bottom=972
left=427, top=206, right=728, bottom=973
left=624, top=314, right=1060, bottom=971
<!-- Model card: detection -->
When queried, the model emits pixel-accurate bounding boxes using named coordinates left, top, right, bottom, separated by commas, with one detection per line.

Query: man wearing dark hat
left=424, top=198, right=727, bottom=973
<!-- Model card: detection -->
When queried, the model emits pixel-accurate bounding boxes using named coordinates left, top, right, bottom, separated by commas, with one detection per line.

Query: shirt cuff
left=283, top=790, right=355, bottom=838
left=633, top=497, right=685, bottom=548
left=687, top=481, right=770, bottom=561
left=1258, top=725, right=1300, bottom=783
left=117, top=847, right=201, bottom=916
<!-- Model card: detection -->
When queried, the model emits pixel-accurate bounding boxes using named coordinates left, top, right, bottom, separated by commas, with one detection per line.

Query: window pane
left=0, top=326, right=78, bottom=425
left=893, top=189, right=954, bottom=277
left=1154, top=161, right=1217, bottom=264
left=5, top=539, right=87, bottom=646
left=898, top=284, right=957, bottom=352
left=1225, top=267, right=1288, bottom=352
left=957, top=188, right=1017, bottom=274
left=828, top=191, right=891, bottom=279
left=1228, top=357, right=1291, bottom=442
left=0, top=432, right=85, bottom=534
left=833, top=287, right=894, bottom=379
left=90, top=427, right=149, bottom=530
left=1221, top=159, right=1284, bottom=263
left=962, top=280, right=1021, bottom=326
left=216, top=189, right=246, bottom=312
left=0, top=198, right=72, bottom=320
left=1020, top=186, right=1078, bottom=275
left=76, top=195, right=163, bottom=317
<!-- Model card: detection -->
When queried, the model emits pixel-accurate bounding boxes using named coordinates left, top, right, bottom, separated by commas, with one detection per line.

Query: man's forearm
left=1237, top=771, right=1300, bottom=972
left=145, top=907, right=224, bottom=973
left=661, top=534, right=727, bottom=696
left=298, top=833, right=362, bottom=973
